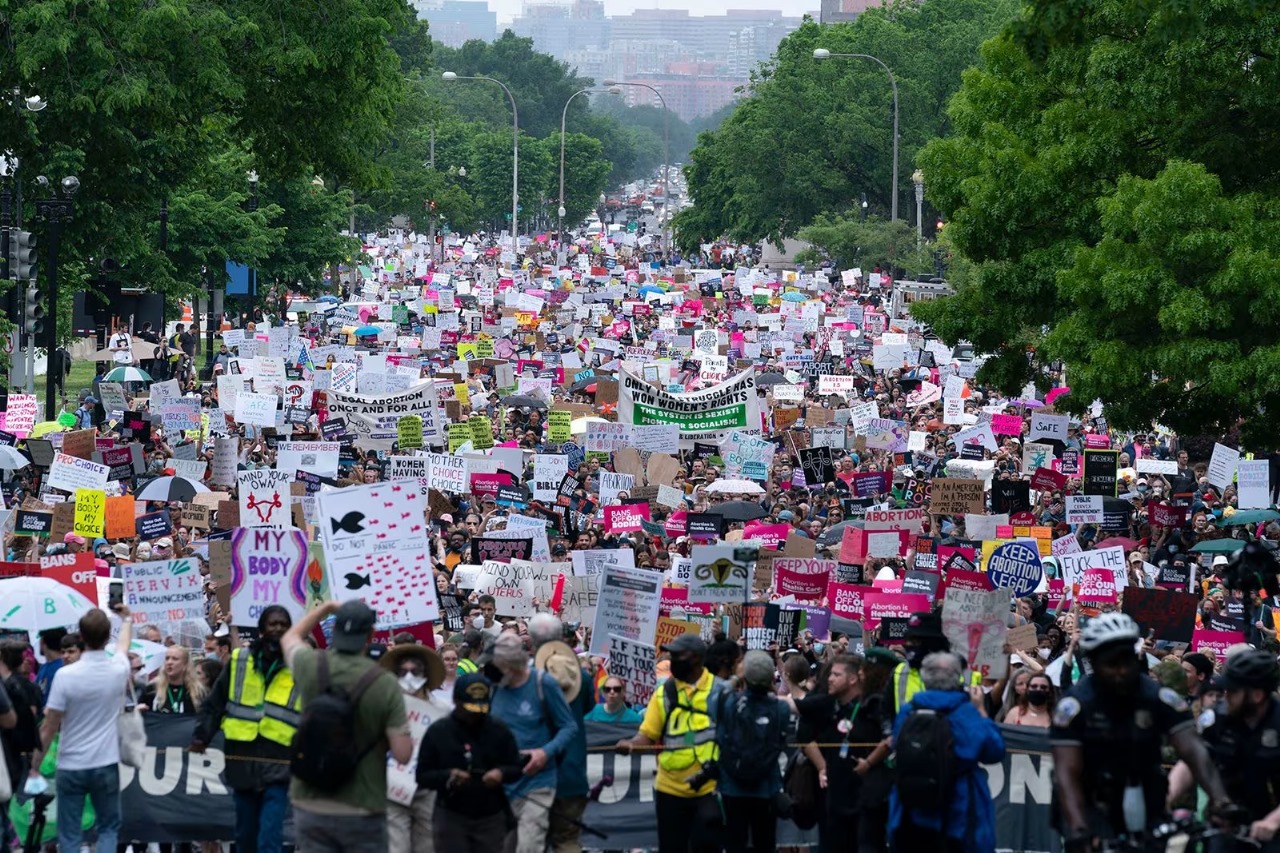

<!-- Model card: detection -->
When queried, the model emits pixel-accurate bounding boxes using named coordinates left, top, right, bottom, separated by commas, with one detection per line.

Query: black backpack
left=893, top=704, right=957, bottom=808
left=290, top=652, right=384, bottom=792
left=715, top=690, right=787, bottom=786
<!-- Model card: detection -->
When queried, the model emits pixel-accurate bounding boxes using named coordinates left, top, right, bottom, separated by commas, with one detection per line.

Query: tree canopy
left=673, top=0, right=1019, bottom=249
left=914, top=0, right=1280, bottom=444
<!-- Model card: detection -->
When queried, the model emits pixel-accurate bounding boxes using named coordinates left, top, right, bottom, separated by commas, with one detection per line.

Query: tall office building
left=819, top=0, right=882, bottom=24
left=412, top=0, right=498, bottom=47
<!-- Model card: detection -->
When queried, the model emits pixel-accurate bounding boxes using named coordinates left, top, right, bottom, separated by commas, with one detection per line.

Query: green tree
left=547, top=133, right=612, bottom=227
left=795, top=215, right=933, bottom=275
left=678, top=0, right=1019, bottom=246
left=465, top=129, right=554, bottom=228
left=915, top=0, right=1280, bottom=443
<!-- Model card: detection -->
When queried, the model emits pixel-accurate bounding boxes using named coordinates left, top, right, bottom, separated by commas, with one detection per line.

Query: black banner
left=1082, top=449, right=1119, bottom=497
left=94, top=714, right=1060, bottom=851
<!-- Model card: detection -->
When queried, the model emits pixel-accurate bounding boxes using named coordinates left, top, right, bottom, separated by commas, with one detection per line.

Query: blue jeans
left=232, top=783, right=290, bottom=853
left=55, top=764, right=121, bottom=851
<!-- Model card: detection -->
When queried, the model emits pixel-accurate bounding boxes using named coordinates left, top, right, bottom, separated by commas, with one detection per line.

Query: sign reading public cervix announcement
left=619, top=368, right=762, bottom=444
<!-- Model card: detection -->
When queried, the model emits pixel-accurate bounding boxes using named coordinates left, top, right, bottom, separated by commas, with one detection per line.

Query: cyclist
left=1169, top=648, right=1280, bottom=850
left=1050, top=613, right=1236, bottom=851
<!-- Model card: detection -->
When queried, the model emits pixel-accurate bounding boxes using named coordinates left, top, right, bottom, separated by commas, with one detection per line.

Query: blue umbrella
left=781, top=291, right=806, bottom=302
left=638, top=285, right=664, bottom=297
left=353, top=325, right=381, bottom=337
left=317, top=294, right=340, bottom=303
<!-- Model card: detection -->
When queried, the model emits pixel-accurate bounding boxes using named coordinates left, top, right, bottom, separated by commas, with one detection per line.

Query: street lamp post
left=443, top=72, right=520, bottom=262
left=813, top=49, right=901, bottom=222
left=559, top=87, right=619, bottom=248
left=34, top=175, right=78, bottom=420
left=6, top=90, right=47, bottom=392
left=604, top=80, right=669, bottom=256
left=246, top=170, right=258, bottom=324
left=912, top=169, right=924, bottom=245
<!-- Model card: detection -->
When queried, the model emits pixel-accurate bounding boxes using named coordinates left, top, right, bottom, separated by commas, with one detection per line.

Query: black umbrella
left=705, top=501, right=769, bottom=522
left=756, top=372, right=788, bottom=387
left=570, top=378, right=596, bottom=393
left=818, top=519, right=864, bottom=547
left=501, top=394, right=548, bottom=409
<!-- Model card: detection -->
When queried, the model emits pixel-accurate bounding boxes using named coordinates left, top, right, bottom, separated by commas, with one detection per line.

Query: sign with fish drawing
left=228, top=528, right=310, bottom=627
left=316, top=481, right=440, bottom=628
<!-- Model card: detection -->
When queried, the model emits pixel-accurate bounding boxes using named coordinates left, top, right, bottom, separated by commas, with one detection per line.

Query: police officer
left=1050, top=613, right=1235, bottom=851
left=885, top=611, right=952, bottom=714
left=192, top=605, right=299, bottom=853
left=1169, top=649, right=1280, bottom=850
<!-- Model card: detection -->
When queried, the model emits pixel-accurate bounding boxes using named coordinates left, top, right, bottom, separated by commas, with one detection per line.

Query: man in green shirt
left=282, top=600, right=414, bottom=851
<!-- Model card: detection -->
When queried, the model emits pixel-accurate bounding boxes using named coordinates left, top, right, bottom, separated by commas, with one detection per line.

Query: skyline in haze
left=488, top=0, right=819, bottom=25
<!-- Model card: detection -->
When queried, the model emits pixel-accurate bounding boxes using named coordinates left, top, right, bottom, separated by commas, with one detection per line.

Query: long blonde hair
left=153, top=646, right=208, bottom=711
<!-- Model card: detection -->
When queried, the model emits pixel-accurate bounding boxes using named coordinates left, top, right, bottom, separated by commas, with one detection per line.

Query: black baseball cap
left=331, top=601, right=377, bottom=653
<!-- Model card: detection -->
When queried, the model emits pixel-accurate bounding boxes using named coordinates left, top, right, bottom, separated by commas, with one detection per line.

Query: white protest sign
left=424, top=453, right=467, bottom=494
left=607, top=634, right=657, bottom=708
left=1136, top=457, right=1178, bottom=475
left=275, top=441, right=341, bottom=479
left=238, top=469, right=292, bottom=528
left=570, top=548, right=636, bottom=577
left=588, top=563, right=663, bottom=655
left=1058, top=545, right=1125, bottom=590
left=1029, top=413, right=1069, bottom=443
left=1066, top=495, right=1103, bottom=525
left=234, top=392, right=278, bottom=428
left=122, top=558, right=205, bottom=624
left=532, top=455, right=569, bottom=502
left=942, top=587, right=1009, bottom=679
left=1237, top=459, right=1271, bottom=510
left=47, top=453, right=110, bottom=493
left=1207, top=443, right=1240, bottom=490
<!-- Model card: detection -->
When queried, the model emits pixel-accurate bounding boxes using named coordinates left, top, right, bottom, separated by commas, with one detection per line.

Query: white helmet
left=1078, top=613, right=1141, bottom=654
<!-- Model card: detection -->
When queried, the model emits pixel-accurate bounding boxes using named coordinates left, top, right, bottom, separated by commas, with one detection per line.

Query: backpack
left=290, top=651, right=384, bottom=793
left=893, top=703, right=957, bottom=809
left=715, top=690, right=786, bottom=786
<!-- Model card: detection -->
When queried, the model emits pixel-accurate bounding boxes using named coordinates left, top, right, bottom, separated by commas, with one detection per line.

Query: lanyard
left=839, top=701, right=861, bottom=759
left=167, top=686, right=185, bottom=712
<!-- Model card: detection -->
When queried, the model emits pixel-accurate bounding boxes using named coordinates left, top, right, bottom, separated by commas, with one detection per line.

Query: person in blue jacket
left=888, top=651, right=1005, bottom=853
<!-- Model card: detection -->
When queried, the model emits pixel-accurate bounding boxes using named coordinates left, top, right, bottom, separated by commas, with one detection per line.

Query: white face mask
left=1038, top=648, right=1051, bottom=660
left=399, top=673, right=427, bottom=694
left=473, top=616, right=486, bottom=630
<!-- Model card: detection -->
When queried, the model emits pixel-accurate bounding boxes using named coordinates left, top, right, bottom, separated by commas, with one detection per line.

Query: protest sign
left=1078, top=568, right=1118, bottom=604
left=1122, top=586, right=1198, bottom=644
left=1066, top=495, right=1103, bottom=525
left=1237, top=459, right=1270, bottom=509
left=1058, top=545, right=1125, bottom=590
left=40, top=552, right=99, bottom=604
left=773, top=558, right=834, bottom=600
left=324, top=382, right=442, bottom=450
left=316, top=481, right=440, bottom=629
left=238, top=469, right=292, bottom=528
left=47, top=453, right=110, bottom=493
left=619, top=367, right=762, bottom=443
left=930, top=478, right=985, bottom=515
left=122, top=558, right=205, bottom=623
left=72, top=488, right=106, bottom=538
left=687, top=544, right=755, bottom=604
left=105, top=496, right=138, bottom=539
left=986, top=540, right=1043, bottom=597
left=862, top=592, right=930, bottom=631
left=228, top=528, right=310, bottom=627
left=1207, top=443, right=1240, bottom=490
left=477, top=559, right=556, bottom=618
left=589, top=564, right=663, bottom=655
left=607, top=635, right=657, bottom=708
left=942, top=587, right=1009, bottom=679
left=233, top=392, right=278, bottom=428
left=1081, top=450, right=1119, bottom=497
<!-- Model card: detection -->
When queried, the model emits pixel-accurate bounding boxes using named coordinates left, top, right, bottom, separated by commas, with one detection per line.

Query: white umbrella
left=103, top=366, right=153, bottom=383
left=570, top=416, right=609, bottom=436
left=706, top=479, right=766, bottom=496
left=0, top=576, right=94, bottom=633
left=0, top=446, right=29, bottom=470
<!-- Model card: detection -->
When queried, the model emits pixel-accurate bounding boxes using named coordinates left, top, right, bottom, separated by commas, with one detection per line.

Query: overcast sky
left=492, top=0, right=819, bottom=25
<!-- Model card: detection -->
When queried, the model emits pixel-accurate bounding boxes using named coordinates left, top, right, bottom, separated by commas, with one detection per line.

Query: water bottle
left=1122, top=783, right=1147, bottom=833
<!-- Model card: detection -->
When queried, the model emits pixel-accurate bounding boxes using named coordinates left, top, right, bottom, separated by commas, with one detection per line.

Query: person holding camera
left=614, top=634, right=725, bottom=853
left=714, top=650, right=790, bottom=853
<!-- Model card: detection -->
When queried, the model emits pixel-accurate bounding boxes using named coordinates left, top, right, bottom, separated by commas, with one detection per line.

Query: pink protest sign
left=990, top=414, right=1023, bottom=436
left=862, top=592, right=930, bottom=630
left=827, top=582, right=874, bottom=620
left=1192, top=628, right=1245, bottom=661
left=1077, top=568, right=1118, bottom=604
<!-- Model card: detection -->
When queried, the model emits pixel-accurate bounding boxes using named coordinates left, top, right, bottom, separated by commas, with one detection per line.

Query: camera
left=687, top=760, right=720, bottom=790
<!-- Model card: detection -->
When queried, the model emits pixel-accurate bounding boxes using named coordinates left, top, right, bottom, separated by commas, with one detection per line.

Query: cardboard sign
left=105, top=496, right=138, bottom=539
left=942, top=586, right=1009, bottom=679
left=930, top=478, right=986, bottom=515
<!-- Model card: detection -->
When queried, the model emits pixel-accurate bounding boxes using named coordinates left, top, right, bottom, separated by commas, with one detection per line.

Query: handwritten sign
left=72, top=488, right=106, bottom=538
left=122, top=558, right=205, bottom=624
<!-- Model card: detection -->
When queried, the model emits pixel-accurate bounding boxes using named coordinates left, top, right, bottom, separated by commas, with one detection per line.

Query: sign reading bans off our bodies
left=619, top=368, right=762, bottom=444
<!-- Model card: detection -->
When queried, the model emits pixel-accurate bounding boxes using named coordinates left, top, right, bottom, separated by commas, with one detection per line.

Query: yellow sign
left=458, top=342, right=478, bottom=361
left=448, top=422, right=470, bottom=453
left=397, top=415, right=423, bottom=450
left=476, top=338, right=495, bottom=359
left=469, top=415, right=494, bottom=450
left=73, top=488, right=106, bottom=538
left=547, top=409, right=572, bottom=444
left=454, top=383, right=471, bottom=408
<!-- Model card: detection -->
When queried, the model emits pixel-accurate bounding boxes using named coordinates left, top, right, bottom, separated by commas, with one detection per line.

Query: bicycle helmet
left=1221, top=648, right=1280, bottom=691
left=1078, top=613, right=1141, bottom=654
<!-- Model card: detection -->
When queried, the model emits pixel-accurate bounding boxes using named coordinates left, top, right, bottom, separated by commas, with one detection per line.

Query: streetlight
left=5, top=89, right=50, bottom=393
left=34, top=175, right=78, bottom=420
left=912, top=169, right=924, bottom=243
left=813, top=48, right=901, bottom=222
left=605, top=80, right=670, bottom=255
left=443, top=71, right=520, bottom=261
left=559, top=87, right=620, bottom=246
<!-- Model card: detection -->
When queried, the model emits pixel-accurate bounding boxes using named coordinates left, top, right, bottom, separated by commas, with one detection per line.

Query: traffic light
left=9, top=231, right=36, bottom=282
left=24, top=284, right=43, bottom=338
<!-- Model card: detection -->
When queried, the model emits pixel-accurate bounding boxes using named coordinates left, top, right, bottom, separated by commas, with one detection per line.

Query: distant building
left=617, top=65, right=742, bottom=122
left=413, top=0, right=497, bottom=47
left=819, top=0, right=882, bottom=24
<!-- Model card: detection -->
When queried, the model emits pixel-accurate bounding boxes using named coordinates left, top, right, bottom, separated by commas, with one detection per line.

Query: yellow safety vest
left=892, top=661, right=982, bottom=713
left=222, top=648, right=301, bottom=747
left=658, top=671, right=718, bottom=774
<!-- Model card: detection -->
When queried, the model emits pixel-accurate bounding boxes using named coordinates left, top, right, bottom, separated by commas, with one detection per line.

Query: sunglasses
left=602, top=685, right=623, bottom=693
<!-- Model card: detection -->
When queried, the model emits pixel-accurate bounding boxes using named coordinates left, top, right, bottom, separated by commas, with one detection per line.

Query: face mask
left=399, top=673, right=427, bottom=694
left=906, top=647, right=929, bottom=669
left=473, top=616, right=485, bottom=630
left=1038, top=648, right=1051, bottom=660
left=1026, top=690, right=1050, bottom=706
left=813, top=643, right=826, bottom=656
left=669, top=657, right=698, bottom=683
